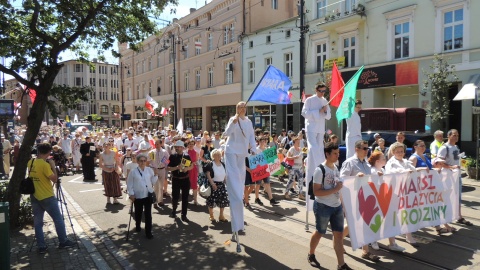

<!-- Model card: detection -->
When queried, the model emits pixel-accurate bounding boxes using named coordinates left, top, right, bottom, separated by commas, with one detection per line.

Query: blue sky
left=4, top=0, right=212, bottom=80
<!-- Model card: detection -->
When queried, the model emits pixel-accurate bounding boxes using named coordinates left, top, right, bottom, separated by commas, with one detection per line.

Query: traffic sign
left=122, top=114, right=131, bottom=120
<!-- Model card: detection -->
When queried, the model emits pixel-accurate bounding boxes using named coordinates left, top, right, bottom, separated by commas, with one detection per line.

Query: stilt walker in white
left=345, top=100, right=362, bottom=159
left=223, top=101, right=257, bottom=253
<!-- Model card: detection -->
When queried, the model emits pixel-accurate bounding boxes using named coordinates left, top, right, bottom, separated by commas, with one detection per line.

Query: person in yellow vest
left=430, top=130, right=444, bottom=158
left=30, top=143, right=75, bottom=254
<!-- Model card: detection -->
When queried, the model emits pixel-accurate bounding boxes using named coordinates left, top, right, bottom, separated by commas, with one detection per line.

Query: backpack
left=308, top=164, right=326, bottom=200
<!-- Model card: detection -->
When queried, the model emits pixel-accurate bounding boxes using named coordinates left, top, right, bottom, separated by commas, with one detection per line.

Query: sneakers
left=388, top=243, right=405, bottom=252
left=307, top=254, right=320, bottom=267
left=298, top=194, right=306, bottom=200
left=270, top=198, right=279, bottom=205
left=169, top=212, right=177, bottom=218
left=370, top=241, right=379, bottom=250
left=338, top=263, right=353, bottom=270
left=58, top=239, right=76, bottom=249
left=255, top=198, right=264, bottom=206
left=38, top=246, right=48, bottom=254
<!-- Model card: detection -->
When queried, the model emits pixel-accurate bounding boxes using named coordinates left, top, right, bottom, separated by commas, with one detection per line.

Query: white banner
left=340, top=169, right=460, bottom=250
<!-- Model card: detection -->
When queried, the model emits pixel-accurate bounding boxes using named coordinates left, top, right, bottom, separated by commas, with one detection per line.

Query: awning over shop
left=454, top=74, right=480, bottom=101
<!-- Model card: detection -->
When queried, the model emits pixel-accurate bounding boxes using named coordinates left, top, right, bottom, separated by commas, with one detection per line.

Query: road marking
left=80, top=188, right=104, bottom=193
left=68, top=169, right=102, bottom=184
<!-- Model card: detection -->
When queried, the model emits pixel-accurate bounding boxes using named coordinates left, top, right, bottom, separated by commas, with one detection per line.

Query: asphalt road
left=58, top=169, right=480, bottom=270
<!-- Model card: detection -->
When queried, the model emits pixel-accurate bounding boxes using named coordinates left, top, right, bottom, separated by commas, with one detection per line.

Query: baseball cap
left=374, top=133, right=381, bottom=138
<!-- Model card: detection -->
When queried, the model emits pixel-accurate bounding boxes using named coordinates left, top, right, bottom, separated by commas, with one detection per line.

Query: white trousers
left=305, top=132, right=325, bottom=201
left=346, top=135, right=362, bottom=159
left=225, top=153, right=246, bottom=233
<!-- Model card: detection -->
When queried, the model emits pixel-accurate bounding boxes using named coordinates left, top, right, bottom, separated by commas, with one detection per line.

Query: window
left=127, top=86, right=132, bottom=100
left=285, top=30, right=291, bottom=38
left=230, top=23, right=235, bottom=43
left=75, top=64, right=83, bottom=72
left=148, top=57, right=152, bottom=71
left=249, top=41, right=253, bottom=48
left=208, top=67, right=214, bottom=88
left=184, top=72, right=189, bottom=91
left=195, top=38, right=201, bottom=55
left=345, top=0, right=356, bottom=13
left=208, top=33, right=213, bottom=51
left=184, top=107, right=202, bottom=130
left=394, top=22, right=410, bottom=59
left=316, top=0, right=326, bottom=19
left=183, top=44, right=189, bottom=59
left=224, top=25, right=229, bottom=45
left=75, top=77, right=82, bottom=86
left=248, top=62, right=255, bottom=83
left=272, top=0, right=278, bottom=10
left=443, top=8, right=463, bottom=51
left=148, top=81, right=152, bottom=95
left=265, top=57, right=272, bottom=68
left=100, top=105, right=108, bottom=115
left=225, top=62, right=233, bottom=84
left=316, top=42, right=327, bottom=72
left=136, top=63, right=140, bottom=74
left=136, top=85, right=140, bottom=99
left=266, top=35, right=271, bottom=44
left=90, top=78, right=96, bottom=86
left=342, top=35, right=356, bottom=67
left=284, top=53, right=293, bottom=78
left=142, top=60, right=146, bottom=73
left=195, top=69, right=201, bottom=89
left=157, top=53, right=161, bottom=68
left=157, top=78, right=161, bottom=94
left=169, top=76, right=174, bottom=93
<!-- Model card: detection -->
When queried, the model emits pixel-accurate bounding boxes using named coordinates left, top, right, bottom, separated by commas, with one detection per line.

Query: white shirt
left=114, top=137, right=123, bottom=151
left=138, top=140, right=152, bottom=152
left=59, top=138, right=72, bottom=154
left=224, top=117, right=257, bottom=155
left=346, top=111, right=361, bottom=138
left=313, top=162, right=341, bottom=207
left=301, top=95, right=331, bottom=133
left=212, top=162, right=226, bottom=182
left=126, top=166, right=157, bottom=199
left=124, top=138, right=138, bottom=151
left=385, top=157, right=415, bottom=174
left=148, top=148, right=169, bottom=169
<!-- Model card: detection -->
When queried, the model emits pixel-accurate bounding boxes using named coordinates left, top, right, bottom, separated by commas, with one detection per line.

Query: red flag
left=145, top=94, right=158, bottom=114
left=329, top=62, right=345, bottom=107
left=28, top=88, right=37, bottom=104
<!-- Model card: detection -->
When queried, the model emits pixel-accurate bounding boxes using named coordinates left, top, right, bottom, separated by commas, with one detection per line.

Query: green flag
left=336, top=66, right=364, bottom=125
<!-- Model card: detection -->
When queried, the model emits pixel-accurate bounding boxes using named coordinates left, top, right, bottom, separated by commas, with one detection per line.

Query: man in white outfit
left=345, top=99, right=362, bottom=159
left=224, top=101, right=257, bottom=252
left=301, top=82, right=331, bottom=196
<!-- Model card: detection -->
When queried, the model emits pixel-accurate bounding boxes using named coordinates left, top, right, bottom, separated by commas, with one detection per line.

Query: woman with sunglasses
left=99, top=143, right=122, bottom=204
left=126, top=154, right=157, bottom=239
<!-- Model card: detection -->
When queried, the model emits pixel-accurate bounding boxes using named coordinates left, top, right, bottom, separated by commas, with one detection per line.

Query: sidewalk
left=9, top=186, right=129, bottom=270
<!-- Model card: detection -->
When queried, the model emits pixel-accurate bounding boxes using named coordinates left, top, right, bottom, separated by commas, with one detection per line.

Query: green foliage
left=0, top=181, right=33, bottom=226
left=465, top=157, right=478, bottom=168
left=48, top=84, right=94, bottom=118
left=422, top=54, right=459, bottom=124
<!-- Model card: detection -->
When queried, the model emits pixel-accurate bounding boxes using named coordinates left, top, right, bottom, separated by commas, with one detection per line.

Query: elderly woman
left=205, top=149, right=229, bottom=222
left=99, top=142, right=122, bottom=204
left=126, top=154, right=157, bottom=239
left=386, top=142, right=418, bottom=247
left=409, top=140, right=456, bottom=234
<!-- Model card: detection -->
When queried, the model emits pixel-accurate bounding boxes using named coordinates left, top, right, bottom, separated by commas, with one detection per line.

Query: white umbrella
left=453, top=83, right=477, bottom=101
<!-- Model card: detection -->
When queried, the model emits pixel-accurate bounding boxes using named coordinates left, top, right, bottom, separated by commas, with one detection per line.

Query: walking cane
left=126, top=202, right=134, bottom=241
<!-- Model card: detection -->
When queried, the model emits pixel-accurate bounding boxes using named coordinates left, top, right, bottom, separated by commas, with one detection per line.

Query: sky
left=3, top=0, right=212, bottom=80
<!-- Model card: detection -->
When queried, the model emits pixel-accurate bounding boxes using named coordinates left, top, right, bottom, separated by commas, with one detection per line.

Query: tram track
left=248, top=201, right=477, bottom=270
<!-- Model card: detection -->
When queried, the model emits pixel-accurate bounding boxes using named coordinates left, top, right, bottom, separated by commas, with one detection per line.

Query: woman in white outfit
left=345, top=100, right=362, bottom=159
left=223, top=101, right=257, bottom=252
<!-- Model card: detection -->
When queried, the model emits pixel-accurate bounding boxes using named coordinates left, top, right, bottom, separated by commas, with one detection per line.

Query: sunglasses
left=358, top=147, right=369, bottom=151
left=316, top=89, right=328, bottom=93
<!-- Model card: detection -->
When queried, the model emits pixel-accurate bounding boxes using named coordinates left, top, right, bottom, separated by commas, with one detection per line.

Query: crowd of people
left=8, top=83, right=472, bottom=269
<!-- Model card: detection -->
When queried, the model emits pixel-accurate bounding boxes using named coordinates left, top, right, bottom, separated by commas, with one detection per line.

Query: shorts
left=245, top=171, right=254, bottom=186
left=313, top=201, right=344, bottom=234
left=260, top=176, right=270, bottom=184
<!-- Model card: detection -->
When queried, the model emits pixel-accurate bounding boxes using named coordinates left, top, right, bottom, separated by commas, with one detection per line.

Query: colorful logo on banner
left=248, top=147, right=281, bottom=182
left=358, top=182, right=393, bottom=233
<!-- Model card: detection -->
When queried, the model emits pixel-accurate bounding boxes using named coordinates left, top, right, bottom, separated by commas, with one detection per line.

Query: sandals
left=209, top=216, right=216, bottom=222
left=218, top=216, right=228, bottom=222
left=361, top=252, right=380, bottom=262
left=436, top=227, right=449, bottom=235
left=457, top=218, right=473, bottom=226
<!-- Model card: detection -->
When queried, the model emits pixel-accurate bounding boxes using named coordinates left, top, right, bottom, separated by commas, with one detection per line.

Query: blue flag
left=247, top=65, right=292, bottom=104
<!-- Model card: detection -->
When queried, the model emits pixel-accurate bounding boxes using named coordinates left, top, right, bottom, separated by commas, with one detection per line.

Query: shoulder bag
left=20, top=158, right=36, bottom=195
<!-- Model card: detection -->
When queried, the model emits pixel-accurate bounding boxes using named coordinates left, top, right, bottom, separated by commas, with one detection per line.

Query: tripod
left=29, top=178, right=80, bottom=251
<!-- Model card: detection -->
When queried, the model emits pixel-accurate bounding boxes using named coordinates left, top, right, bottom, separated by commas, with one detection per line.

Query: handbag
left=147, top=192, right=156, bottom=204
left=199, top=183, right=211, bottom=197
left=20, top=158, right=36, bottom=195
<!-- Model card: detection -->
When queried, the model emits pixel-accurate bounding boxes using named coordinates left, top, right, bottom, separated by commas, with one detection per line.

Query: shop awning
left=454, top=74, right=480, bottom=101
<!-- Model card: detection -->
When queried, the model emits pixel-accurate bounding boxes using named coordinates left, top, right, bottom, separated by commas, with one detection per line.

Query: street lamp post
left=172, top=33, right=178, bottom=127
left=120, top=63, right=127, bottom=129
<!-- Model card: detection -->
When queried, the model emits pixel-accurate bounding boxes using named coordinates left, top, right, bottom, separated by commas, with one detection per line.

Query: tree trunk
left=7, top=90, right=48, bottom=227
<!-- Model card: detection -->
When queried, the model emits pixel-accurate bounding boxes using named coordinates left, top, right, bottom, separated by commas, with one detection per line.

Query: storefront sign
left=342, top=62, right=418, bottom=89
left=324, top=57, right=346, bottom=70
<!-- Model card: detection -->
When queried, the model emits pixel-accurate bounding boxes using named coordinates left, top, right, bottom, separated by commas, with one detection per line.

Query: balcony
left=316, top=1, right=366, bottom=30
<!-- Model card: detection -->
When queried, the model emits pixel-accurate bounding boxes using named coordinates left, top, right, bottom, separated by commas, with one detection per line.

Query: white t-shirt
left=286, top=147, right=303, bottom=169
left=212, top=162, right=226, bottom=182
left=437, top=143, right=460, bottom=166
left=313, top=162, right=341, bottom=207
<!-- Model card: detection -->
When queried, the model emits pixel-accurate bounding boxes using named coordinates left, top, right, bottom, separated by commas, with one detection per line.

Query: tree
left=0, top=0, right=177, bottom=226
left=422, top=54, right=459, bottom=125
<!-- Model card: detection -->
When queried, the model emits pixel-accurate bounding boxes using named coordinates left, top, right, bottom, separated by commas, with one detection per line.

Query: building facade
left=54, top=60, right=121, bottom=127
left=304, top=0, right=479, bottom=151
left=119, top=0, right=297, bottom=133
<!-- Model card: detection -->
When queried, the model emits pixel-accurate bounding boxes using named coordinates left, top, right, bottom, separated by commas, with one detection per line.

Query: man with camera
left=29, top=143, right=75, bottom=254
